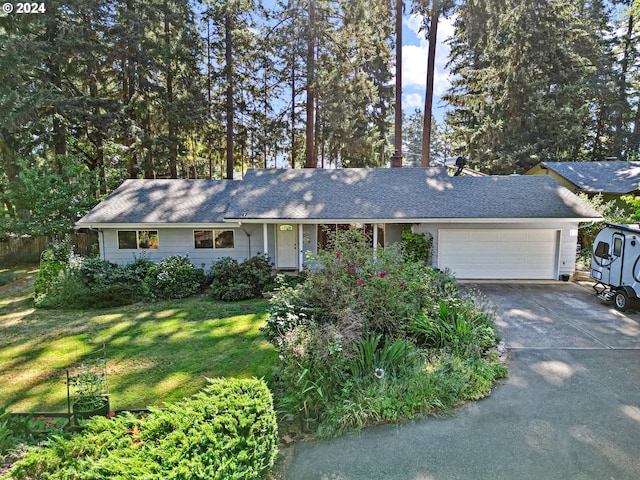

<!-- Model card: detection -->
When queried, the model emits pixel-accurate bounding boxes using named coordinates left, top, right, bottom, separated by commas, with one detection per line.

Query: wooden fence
left=0, top=232, right=99, bottom=267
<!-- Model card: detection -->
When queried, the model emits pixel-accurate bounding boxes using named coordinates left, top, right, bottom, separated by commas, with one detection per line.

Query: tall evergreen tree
left=445, top=0, right=598, bottom=174
left=410, top=0, right=457, bottom=167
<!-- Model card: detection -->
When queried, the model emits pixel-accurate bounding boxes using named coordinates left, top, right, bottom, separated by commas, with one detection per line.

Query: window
left=118, top=231, right=137, bottom=249
left=118, top=230, right=159, bottom=249
left=193, top=230, right=235, bottom=249
left=214, top=230, right=235, bottom=249
left=317, top=224, right=380, bottom=250
left=594, top=241, right=609, bottom=259
left=613, top=237, right=623, bottom=257
left=194, top=230, right=214, bottom=249
left=138, top=231, right=159, bottom=249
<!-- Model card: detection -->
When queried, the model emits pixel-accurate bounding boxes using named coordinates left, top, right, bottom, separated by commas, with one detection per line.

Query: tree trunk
left=393, top=0, right=403, bottom=164
left=124, top=0, right=138, bottom=179
left=89, top=79, right=105, bottom=196
left=46, top=3, right=66, bottom=170
left=421, top=1, right=440, bottom=167
left=305, top=0, right=316, bottom=168
left=631, top=103, right=640, bottom=159
left=614, top=12, right=634, bottom=160
left=165, top=15, right=178, bottom=179
left=225, top=10, right=234, bottom=179
left=291, top=51, right=296, bottom=168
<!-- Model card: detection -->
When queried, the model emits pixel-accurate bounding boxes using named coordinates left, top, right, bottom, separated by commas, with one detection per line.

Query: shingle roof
left=531, top=161, right=640, bottom=194
left=76, top=179, right=239, bottom=225
left=224, top=168, right=599, bottom=221
left=77, top=169, right=600, bottom=226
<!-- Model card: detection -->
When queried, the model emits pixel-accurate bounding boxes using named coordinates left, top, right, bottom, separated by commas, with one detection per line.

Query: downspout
left=579, top=220, right=597, bottom=230
left=240, top=222, right=251, bottom=257
left=99, top=229, right=106, bottom=260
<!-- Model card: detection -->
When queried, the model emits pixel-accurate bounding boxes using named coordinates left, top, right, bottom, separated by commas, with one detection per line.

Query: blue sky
left=401, top=12, right=455, bottom=124
left=258, top=2, right=454, bottom=124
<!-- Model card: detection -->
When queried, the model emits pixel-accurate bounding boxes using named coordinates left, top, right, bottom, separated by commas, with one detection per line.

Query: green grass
left=0, top=266, right=38, bottom=287
left=0, top=271, right=277, bottom=412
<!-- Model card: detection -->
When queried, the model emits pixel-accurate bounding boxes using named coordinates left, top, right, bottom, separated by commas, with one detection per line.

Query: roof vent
left=454, top=157, right=467, bottom=176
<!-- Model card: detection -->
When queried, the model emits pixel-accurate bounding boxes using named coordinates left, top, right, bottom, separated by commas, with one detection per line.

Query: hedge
left=6, top=379, right=278, bottom=480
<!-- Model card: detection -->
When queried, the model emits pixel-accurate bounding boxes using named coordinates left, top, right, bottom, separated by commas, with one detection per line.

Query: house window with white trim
left=117, top=230, right=159, bottom=249
left=317, top=224, right=380, bottom=249
left=194, top=230, right=214, bottom=249
left=194, top=230, right=235, bottom=249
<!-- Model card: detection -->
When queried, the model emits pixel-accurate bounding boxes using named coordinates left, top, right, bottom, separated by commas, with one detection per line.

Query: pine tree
left=445, top=0, right=599, bottom=174
left=410, top=0, right=457, bottom=166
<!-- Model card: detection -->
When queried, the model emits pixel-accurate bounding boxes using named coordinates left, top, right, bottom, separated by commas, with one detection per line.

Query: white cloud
left=402, top=14, right=456, bottom=97
left=403, top=92, right=423, bottom=110
left=405, top=13, right=424, bottom=35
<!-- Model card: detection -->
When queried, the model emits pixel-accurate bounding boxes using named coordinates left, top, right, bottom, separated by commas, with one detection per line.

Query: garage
left=438, top=229, right=559, bottom=280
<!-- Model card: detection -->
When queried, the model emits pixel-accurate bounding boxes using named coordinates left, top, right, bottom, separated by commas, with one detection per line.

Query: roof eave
left=576, top=189, right=638, bottom=196
left=75, top=221, right=241, bottom=229
left=223, top=217, right=602, bottom=224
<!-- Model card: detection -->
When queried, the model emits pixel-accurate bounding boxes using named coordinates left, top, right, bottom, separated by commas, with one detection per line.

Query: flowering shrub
left=30, top=415, right=64, bottom=433
left=267, top=228, right=506, bottom=437
left=36, top=253, right=203, bottom=308
left=36, top=256, right=149, bottom=309
left=145, top=255, right=204, bottom=299
left=209, top=254, right=272, bottom=301
left=0, top=409, right=67, bottom=455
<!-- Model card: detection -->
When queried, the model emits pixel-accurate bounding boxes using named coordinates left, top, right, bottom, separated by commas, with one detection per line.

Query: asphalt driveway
left=284, top=282, right=640, bottom=480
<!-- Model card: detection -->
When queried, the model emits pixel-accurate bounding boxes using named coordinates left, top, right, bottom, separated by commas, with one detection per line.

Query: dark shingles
left=76, top=179, right=239, bottom=225
left=536, top=161, right=640, bottom=194
left=77, top=169, right=601, bottom=226
left=225, top=168, right=600, bottom=220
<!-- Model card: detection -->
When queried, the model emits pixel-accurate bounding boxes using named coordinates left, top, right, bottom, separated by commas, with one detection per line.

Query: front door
left=276, top=224, right=298, bottom=269
left=608, top=233, right=625, bottom=286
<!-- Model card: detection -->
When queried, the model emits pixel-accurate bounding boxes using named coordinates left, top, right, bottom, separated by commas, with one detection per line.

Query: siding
left=384, top=224, right=403, bottom=247
left=100, top=227, right=268, bottom=268
left=414, top=222, right=580, bottom=277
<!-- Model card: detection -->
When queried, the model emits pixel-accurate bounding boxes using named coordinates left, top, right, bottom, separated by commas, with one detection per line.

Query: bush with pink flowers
left=266, top=228, right=507, bottom=437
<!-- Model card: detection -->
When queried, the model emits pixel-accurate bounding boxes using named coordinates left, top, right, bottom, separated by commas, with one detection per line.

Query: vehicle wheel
left=614, top=290, right=629, bottom=312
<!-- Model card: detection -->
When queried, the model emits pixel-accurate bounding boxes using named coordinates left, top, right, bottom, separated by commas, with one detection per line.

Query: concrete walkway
left=284, top=282, right=640, bottom=480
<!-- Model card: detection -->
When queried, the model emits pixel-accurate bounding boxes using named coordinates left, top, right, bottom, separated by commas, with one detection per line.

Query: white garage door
left=438, top=229, right=558, bottom=280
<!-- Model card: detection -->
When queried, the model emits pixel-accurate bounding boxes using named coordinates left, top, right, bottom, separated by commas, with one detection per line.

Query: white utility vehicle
left=590, top=223, right=640, bottom=311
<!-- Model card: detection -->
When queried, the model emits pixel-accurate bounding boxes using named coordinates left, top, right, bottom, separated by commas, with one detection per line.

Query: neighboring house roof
left=525, top=161, right=640, bottom=195
left=76, top=179, right=239, bottom=226
left=77, top=168, right=601, bottom=227
left=224, top=168, right=599, bottom=222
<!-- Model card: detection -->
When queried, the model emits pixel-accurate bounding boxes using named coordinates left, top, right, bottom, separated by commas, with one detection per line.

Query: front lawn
left=0, top=266, right=38, bottom=288
left=0, top=274, right=276, bottom=412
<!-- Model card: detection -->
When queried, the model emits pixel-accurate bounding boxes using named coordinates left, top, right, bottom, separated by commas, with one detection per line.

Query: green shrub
left=261, top=282, right=316, bottom=342
left=34, top=250, right=67, bottom=299
left=0, top=407, right=17, bottom=455
left=262, top=272, right=307, bottom=293
left=36, top=254, right=205, bottom=309
left=219, top=283, right=255, bottom=301
left=8, top=379, right=278, bottom=480
left=0, top=408, right=59, bottom=456
left=268, top=228, right=507, bottom=436
left=210, top=254, right=272, bottom=301
left=37, top=258, right=147, bottom=309
left=401, top=228, right=433, bottom=263
left=145, top=255, right=204, bottom=300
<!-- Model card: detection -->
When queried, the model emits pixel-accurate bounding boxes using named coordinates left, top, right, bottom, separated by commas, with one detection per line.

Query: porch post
left=373, top=223, right=379, bottom=253
left=263, top=223, right=268, bottom=256
left=298, top=224, right=304, bottom=270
